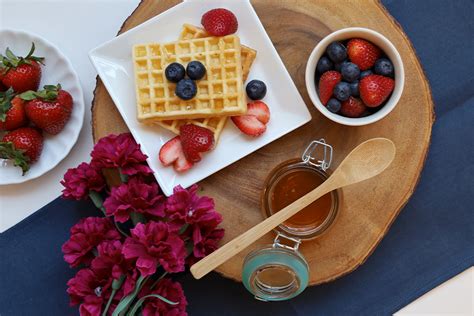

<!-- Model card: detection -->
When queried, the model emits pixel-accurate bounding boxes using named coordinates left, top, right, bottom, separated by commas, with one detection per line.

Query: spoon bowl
left=191, top=138, right=396, bottom=279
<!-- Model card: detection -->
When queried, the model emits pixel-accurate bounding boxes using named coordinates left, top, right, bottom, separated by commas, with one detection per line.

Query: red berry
left=201, top=8, right=238, bottom=36
left=22, top=85, right=73, bottom=135
left=359, top=75, right=395, bottom=107
left=318, top=71, right=342, bottom=105
left=0, top=127, right=43, bottom=174
left=347, top=38, right=382, bottom=71
left=231, top=101, right=270, bottom=137
left=340, top=97, right=366, bottom=118
left=179, top=124, right=215, bottom=163
left=0, top=94, right=28, bottom=131
left=1, top=43, right=44, bottom=93
left=158, top=136, right=193, bottom=172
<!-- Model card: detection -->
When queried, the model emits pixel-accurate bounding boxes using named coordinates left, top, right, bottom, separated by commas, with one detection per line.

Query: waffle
left=179, top=24, right=256, bottom=82
left=155, top=25, right=257, bottom=141
left=133, top=35, right=246, bottom=123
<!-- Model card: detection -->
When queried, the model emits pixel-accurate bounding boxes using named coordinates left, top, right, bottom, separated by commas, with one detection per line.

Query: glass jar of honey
left=242, top=139, right=341, bottom=301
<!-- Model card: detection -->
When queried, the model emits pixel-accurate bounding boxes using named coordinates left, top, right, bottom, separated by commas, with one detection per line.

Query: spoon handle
left=190, top=179, right=335, bottom=279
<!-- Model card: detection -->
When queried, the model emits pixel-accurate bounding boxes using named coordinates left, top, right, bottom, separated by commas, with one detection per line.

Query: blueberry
left=246, top=79, right=267, bottom=100
left=326, top=98, right=341, bottom=113
left=186, top=61, right=206, bottom=80
left=175, top=79, right=197, bottom=100
left=165, top=63, right=185, bottom=83
left=341, top=62, right=360, bottom=82
left=333, top=82, right=351, bottom=101
left=360, top=70, right=373, bottom=79
left=374, top=58, right=394, bottom=77
left=326, top=42, right=347, bottom=63
left=350, top=81, right=359, bottom=97
left=334, top=61, right=348, bottom=72
left=316, top=56, right=333, bottom=75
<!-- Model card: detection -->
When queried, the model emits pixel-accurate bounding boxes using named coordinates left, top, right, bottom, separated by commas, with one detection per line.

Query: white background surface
left=0, top=0, right=472, bottom=314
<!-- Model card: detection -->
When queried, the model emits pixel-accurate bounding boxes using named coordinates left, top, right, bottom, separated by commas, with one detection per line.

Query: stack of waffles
left=132, top=24, right=257, bottom=143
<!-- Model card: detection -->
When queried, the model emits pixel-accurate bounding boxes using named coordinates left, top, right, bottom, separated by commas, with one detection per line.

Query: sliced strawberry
left=179, top=124, right=215, bottom=163
left=347, top=38, right=381, bottom=71
left=318, top=71, right=341, bottom=105
left=359, top=74, right=395, bottom=107
left=247, top=101, right=270, bottom=124
left=158, top=136, right=193, bottom=172
left=231, top=115, right=266, bottom=136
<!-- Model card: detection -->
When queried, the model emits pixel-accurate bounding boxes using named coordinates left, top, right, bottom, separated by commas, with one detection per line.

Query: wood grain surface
left=91, top=0, right=434, bottom=285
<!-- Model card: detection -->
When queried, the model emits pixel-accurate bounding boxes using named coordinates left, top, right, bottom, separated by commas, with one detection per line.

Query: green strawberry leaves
left=20, top=84, right=61, bottom=101
left=1, top=42, right=45, bottom=69
left=0, top=141, right=30, bottom=175
left=0, top=87, right=15, bottom=122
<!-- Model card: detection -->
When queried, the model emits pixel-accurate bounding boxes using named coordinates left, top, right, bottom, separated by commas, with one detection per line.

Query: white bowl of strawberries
left=305, top=27, right=404, bottom=126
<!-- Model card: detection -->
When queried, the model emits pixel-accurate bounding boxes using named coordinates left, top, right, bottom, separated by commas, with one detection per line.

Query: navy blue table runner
left=1, top=0, right=473, bottom=315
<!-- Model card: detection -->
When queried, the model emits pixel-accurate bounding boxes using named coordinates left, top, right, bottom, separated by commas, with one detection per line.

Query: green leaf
left=127, top=294, right=178, bottom=316
left=0, top=142, right=30, bottom=175
left=19, top=90, right=37, bottom=101
left=0, top=87, right=15, bottom=121
left=112, top=275, right=147, bottom=316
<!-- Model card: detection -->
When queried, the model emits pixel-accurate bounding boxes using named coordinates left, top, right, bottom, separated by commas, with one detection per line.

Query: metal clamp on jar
left=242, top=139, right=342, bottom=301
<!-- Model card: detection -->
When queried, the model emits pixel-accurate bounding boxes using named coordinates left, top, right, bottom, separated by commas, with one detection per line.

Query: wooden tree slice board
left=92, top=0, right=434, bottom=285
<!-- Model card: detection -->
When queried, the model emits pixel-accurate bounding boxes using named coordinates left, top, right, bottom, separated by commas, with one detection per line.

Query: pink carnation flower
left=91, top=133, right=153, bottom=176
left=139, top=278, right=188, bottom=316
left=188, top=227, right=225, bottom=265
left=61, top=162, right=106, bottom=200
left=67, top=268, right=112, bottom=316
left=122, top=222, right=186, bottom=276
left=91, top=240, right=138, bottom=298
left=62, top=217, right=121, bottom=267
left=166, top=185, right=224, bottom=254
left=103, top=177, right=166, bottom=223
left=166, top=185, right=223, bottom=232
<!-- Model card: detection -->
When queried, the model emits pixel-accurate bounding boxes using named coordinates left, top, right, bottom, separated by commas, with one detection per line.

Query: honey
left=261, top=159, right=340, bottom=239
left=270, top=168, right=332, bottom=229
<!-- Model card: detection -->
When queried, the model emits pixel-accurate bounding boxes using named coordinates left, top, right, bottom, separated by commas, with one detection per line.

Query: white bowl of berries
left=305, top=27, right=404, bottom=126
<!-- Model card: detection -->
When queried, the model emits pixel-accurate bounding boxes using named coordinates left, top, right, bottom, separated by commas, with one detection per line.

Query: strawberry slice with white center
left=231, top=101, right=270, bottom=137
left=158, top=136, right=193, bottom=172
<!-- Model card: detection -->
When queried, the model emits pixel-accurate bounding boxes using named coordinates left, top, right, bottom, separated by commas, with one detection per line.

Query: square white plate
left=89, top=0, right=311, bottom=196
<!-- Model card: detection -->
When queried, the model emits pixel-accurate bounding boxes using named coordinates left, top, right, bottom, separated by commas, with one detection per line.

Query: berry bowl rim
left=305, top=27, right=405, bottom=126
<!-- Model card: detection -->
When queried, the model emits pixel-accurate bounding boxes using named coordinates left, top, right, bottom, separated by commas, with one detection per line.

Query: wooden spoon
left=190, top=138, right=396, bottom=279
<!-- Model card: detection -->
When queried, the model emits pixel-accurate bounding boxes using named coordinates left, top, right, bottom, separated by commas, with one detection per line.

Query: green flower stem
left=126, top=293, right=177, bottom=316
left=89, top=191, right=106, bottom=215
left=149, top=271, right=168, bottom=290
left=113, top=275, right=149, bottom=316
left=103, top=275, right=125, bottom=316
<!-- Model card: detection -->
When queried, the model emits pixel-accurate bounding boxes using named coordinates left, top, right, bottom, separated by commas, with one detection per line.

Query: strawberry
left=21, top=84, right=73, bottom=134
left=340, top=97, right=366, bottom=118
left=318, top=71, right=341, bottom=105
left=347, top=38, right=381, bottom=71
left=159, top=136, right=193, bottom=172
left=231, top=101, right=270, bottom=137
left=359, top=75, right=395, bottom=107
left=0, top=88, right=28, bottom=131
left=246, top=101, right=270, bottom=124
left=0, top=127, right=43, bottom=174
left=201, top=8, right=238, bottom=36
left=179, top=124, right=215, bottom=163
left=1, top=43, right=44, bottom=93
